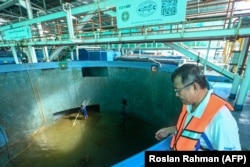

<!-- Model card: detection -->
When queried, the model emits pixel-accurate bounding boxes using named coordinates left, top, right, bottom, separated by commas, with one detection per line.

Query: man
left=155, top=64, right=241, bottom=151
left=81, top=105, right=88, bottom=120
left=120, top=98, right=127, bottom=125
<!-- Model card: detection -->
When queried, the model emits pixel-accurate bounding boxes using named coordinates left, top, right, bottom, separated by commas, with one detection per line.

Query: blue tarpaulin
left=0, top=125, right=8, bottom=147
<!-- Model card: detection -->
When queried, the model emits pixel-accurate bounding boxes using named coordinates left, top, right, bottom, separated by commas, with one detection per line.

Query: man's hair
left=171, top=64, right=207, bottom=89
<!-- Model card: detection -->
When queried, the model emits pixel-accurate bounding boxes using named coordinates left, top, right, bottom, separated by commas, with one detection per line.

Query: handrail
left=1, top=15, right=249, bottom=47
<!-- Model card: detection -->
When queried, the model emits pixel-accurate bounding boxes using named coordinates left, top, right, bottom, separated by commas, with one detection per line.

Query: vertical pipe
left=229, top=37, right=250, bottom=99
left=43, top=46, right=49, bottom=62
left=19, top=0, right=37, bottom=63
left=204, top=40, right=211, bottom=72
left=11, top=46, right=20, bottom=64
left=63, top=3, right=75, bottom=39
left=97, top=0, right=102, bottom=30
left=42, top=0, right=47, bottom=12
left=76, top=45, right=79, bottom=60
left=24, top=0, right=33, bottom=19
left=27, top=45, right=38, bottom=63
left=235, top=52, right=250, bottom=111
left=197, top=0, right=200, bottom=14
left=238, top=38, right=250, bottom=75
left=229, top=74, right=241, bottom=99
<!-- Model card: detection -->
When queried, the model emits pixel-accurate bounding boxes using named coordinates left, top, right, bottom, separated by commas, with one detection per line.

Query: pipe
left=234, top=58, right=250, bottom=110
left=238, top=38, right=250, bottom=75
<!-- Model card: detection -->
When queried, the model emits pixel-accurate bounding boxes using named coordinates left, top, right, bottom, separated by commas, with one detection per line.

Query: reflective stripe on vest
left=170, top=94, right=234, bottom=151
left=182, top=129, right=202, bottom=140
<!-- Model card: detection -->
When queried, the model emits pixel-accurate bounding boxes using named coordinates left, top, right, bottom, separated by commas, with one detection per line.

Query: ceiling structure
left=0, top=0, right=249, bottom=28
left=0, top=0, right=249, bottom=48
left=0, top=0, right=94, bottom=24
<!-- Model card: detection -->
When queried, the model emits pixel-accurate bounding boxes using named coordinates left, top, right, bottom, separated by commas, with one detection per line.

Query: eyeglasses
left=174, top=81, right=194, bottom=94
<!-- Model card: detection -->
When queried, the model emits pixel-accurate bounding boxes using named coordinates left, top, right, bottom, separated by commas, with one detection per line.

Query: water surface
left=3, top=110, right=158, bottom=167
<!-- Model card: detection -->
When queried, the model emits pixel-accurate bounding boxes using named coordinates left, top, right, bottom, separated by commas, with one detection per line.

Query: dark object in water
left=80, top=154, right=91, bottom=166
left=121, top=99, right=127, bottom=106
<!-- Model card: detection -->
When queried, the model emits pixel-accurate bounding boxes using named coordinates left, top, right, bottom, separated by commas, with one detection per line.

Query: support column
left=229, top=37, right=249, bottom=99
left=27, top=45, right=38, bottom=63
left=235, top=52, right=250, bottom=111
left=71, top=51, right=74, bottom=61
left=63, top=3, right=75, bottom=39
left=19, top=0, right=37, bottom=63
left=43, top=46, right=49, bottom=62
left=76, top=45, right=79, bottom=60
left=10, top=46, right=20, bottom=64
left=118, top=44, right=123, bottom=56
left=36, top=18, right=49, bottom=62
left=204, top=40, right=211, bottom=72
left=229, top=74, right=241, bottom=99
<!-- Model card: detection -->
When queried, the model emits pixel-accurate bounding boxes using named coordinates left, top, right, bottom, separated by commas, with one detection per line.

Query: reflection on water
left=3, top=110, right=158, bottom=167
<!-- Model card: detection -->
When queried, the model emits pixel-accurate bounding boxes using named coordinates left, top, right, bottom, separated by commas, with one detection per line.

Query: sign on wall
left=3, top=26, right=32, bottom=41
left=116, top=0, right=187, bottom=29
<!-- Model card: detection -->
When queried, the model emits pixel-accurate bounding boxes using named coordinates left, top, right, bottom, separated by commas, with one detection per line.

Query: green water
left=3, top=110, right=158, bottom=167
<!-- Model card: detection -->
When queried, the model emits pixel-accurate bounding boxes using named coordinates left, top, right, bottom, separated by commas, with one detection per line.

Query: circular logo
left=137, top=1, right=157, bottom=17
left=121, top=11, right=129, bottom=22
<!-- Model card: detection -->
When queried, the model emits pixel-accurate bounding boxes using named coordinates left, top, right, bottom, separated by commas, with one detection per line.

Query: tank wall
left=0, top=61, right=181, bottom=144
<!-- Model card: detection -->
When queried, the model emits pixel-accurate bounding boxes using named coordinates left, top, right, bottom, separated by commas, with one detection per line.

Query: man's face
left=173, top=76, right=195, bottom=105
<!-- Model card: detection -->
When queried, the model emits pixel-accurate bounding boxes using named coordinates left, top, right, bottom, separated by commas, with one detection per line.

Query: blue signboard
left=3, top=26, right=32, bottom=41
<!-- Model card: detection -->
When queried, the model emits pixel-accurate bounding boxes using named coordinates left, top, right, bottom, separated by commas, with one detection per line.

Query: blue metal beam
left=165, top=42, right=235, bottom=80
left=1, top=27, right=249, bottom=47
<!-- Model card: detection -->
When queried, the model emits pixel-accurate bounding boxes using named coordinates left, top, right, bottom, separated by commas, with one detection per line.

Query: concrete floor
left=211, top=82, right=250, bottom=150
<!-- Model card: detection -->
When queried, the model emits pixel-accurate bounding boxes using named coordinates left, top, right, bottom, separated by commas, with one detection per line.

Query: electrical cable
left=72, top=63, right=79, bottom=102
left=24, top=62, right=46, bottom=126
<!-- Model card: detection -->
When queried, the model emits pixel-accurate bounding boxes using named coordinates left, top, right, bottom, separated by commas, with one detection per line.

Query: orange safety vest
left=170, top=94, right=234, bottom=151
